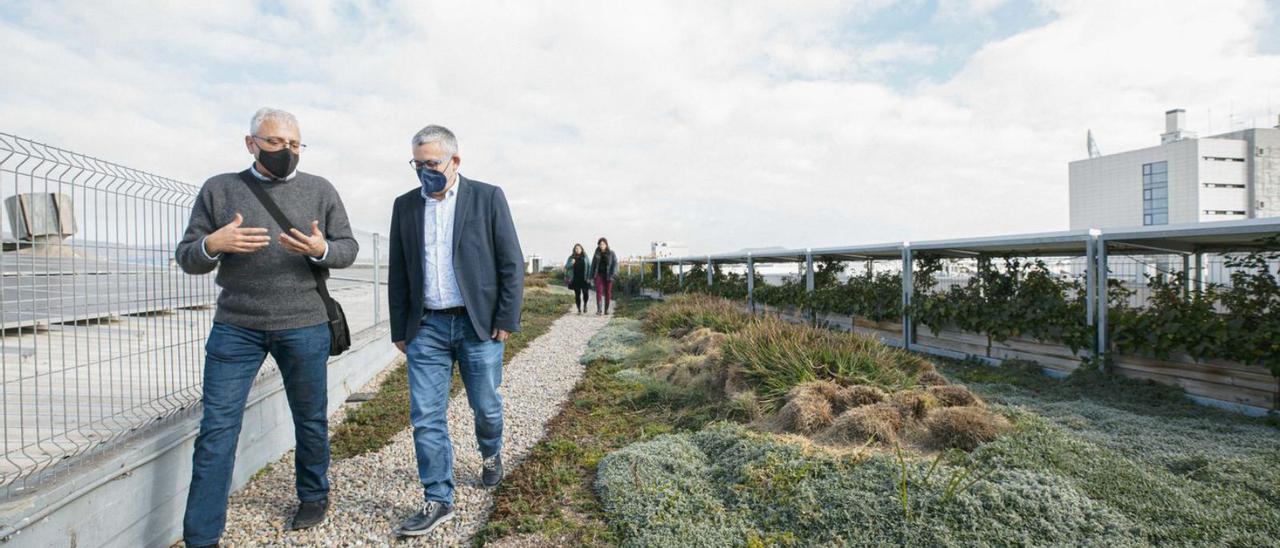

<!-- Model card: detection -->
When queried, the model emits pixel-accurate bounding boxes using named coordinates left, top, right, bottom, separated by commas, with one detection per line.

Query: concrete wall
left=0, top=326, right=399, bottom=548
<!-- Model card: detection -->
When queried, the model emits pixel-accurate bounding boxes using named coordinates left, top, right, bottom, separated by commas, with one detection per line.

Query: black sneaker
left=289, top=497, right=328, bottom=531
left=482, top=453, right=503, bottom=488
left=397, top=501, right=455, bottom=537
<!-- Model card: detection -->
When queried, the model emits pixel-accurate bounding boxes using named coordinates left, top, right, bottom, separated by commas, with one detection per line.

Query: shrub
left=597, top=423, right=1144, bottom=546
left=580, top=319, right=647, bottom=364
left=925, top=407, right=1012, bottom=451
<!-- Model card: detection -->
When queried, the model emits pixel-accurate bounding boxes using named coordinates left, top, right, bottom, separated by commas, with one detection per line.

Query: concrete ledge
left=0, top=326, right=399, bottom=547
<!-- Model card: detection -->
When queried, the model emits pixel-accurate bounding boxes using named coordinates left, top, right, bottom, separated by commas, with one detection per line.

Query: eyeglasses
left=252, top=135, right=307, bottom=152
left=409, top=158, right=451, bottom=170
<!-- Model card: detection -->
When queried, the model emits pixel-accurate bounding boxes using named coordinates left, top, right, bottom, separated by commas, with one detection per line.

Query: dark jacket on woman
left=564, top=254, right=592, bottom=289
left=592, top=249, right=618, bottom=280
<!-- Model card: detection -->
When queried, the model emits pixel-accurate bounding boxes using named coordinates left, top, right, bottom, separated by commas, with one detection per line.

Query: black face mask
left=257, top=147, right=299, bottom=179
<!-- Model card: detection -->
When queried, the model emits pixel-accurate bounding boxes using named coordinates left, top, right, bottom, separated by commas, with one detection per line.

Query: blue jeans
left=406, top=312, right=505, bottom=505
left=183, top=322, right=331, bottom=546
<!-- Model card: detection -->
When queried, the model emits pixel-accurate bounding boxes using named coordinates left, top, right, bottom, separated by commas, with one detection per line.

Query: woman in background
left=564, top=243, right=592, bottom=314
left=593, top=237, right=618, bottom=315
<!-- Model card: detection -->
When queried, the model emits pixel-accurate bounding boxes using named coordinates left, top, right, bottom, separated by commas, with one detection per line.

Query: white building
left=1069, top=110, right=1280, bottom=230
left=650, top=240, right=689, bottom=258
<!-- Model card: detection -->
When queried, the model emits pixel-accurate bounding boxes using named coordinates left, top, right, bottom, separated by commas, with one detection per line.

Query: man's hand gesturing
left=280, top=220, right=328, bottom=258
left=206, top=213, right=270, bottom=254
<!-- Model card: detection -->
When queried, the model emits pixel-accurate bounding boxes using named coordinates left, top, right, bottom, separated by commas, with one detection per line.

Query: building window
left=1143, top=161, right=1168, bottom=225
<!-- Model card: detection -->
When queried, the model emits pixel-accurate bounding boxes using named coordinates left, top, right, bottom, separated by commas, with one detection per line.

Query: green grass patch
left=641, top=294, right=752, bottom=335
left=330, top=289, right=573, bottom=460
left=723, top=318, right=934, bottom=412
left=476, top=300, right=744, bottom=546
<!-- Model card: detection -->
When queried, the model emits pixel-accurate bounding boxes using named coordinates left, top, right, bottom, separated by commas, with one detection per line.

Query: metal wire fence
left=0, top=133, right=388, bottom=497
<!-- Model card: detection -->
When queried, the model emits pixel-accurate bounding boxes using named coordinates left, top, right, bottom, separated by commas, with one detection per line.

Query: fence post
left=901, top=243, right=913, bottom=351
left=1096, top=239, right=1110, bottom=372
left=373, top=233, right=382, bottom=326
left=707, top=256, right=713, bottom=288
left=747, top=254, right=756, bottom=314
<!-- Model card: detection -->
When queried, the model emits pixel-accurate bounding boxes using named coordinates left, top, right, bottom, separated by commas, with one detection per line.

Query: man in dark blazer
left=387, top=125, right=524, bottom=536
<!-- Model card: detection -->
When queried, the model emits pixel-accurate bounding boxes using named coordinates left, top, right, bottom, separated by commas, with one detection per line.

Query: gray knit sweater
left=175, top=170, right=359, bottom=331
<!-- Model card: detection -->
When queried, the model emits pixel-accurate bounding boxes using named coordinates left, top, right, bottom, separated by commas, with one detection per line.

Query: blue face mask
left=418, top=166, right=449, bottom=195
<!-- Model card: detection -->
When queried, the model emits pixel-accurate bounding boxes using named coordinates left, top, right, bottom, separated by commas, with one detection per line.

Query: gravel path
left=218, top=308, right=610, bottom=546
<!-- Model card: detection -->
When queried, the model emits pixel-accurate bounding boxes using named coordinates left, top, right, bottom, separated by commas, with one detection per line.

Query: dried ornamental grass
left=822, top=403, right=905, bottom=445
left=679, top=327, right=727, bottom=356
left=832, top=385, right=888, bottom=410
left=925, top=406, right=1012, bottom=451
left=917, top=370, right=950, bottom=386
left=774, top=385, right=836, bottom=433
left=888, top=389, right=940, bottom=421
left=927, top=385, right=982, bottom=408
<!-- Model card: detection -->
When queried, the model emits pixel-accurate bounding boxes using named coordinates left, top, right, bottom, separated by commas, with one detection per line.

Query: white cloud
left=0, top=0, right=1277, bottom=262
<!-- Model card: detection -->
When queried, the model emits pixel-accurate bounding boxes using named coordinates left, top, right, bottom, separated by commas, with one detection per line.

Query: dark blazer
left=388, top=175, right=525, bottom=343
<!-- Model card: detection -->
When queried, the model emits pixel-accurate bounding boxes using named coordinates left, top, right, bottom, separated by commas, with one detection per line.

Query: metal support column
left=678, top=262, right=685, bottom=289
left=657, top=260, right=663, bottom=296
left=707, top=256, right=714, bottom=288
left=1085, top=233, right=1097, bottom=360
left=373, top=233, right=381, bottom=326
left=1182, top=254, right=1192, bottom=300
left=1096, top=240, right=1110, bottom=371
left=1193, top=252, right=1204, bottom=293
left=747, top=255, right=756, bottom=314
left=901, top=244, right=913, bottom=351
left=805, top=250, right=815, bottom=324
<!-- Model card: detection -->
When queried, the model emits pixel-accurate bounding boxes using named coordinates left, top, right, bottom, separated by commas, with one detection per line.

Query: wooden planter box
left=1110, top=353, right=1278, bottom=411
left=917, top=327, right=1279, bottom=412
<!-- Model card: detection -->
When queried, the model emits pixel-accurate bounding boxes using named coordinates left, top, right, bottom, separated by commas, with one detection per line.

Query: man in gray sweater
left=174, top=108, right=358, bottom=547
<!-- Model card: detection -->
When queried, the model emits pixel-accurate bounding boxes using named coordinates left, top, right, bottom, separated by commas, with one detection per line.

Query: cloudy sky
left=2, top=0, right=1278, bottom=261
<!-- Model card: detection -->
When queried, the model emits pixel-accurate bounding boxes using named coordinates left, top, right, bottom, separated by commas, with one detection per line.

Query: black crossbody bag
left=237, top=170, right=351, bottom=356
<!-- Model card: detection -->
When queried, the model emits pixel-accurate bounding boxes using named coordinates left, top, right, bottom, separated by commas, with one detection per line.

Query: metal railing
left=639, top=220, right=1280, bottom=366
left=0, top=133, right=389, bottom=497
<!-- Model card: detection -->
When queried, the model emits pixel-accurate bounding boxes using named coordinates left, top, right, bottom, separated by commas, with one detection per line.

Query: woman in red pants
left=592, top=237, right=618, bottom=315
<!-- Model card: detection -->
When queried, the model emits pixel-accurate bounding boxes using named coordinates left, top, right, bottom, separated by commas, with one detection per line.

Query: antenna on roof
left=1087, top=130, right=1102, bottom=158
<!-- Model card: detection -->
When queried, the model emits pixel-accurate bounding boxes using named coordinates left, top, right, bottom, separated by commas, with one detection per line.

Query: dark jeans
left=183, top=322, right=331, bottom=546
left=405, top=312, right=505, bottom=505
left=573, top=286, right=590, bottom=310
left=594, top=275, right=613, bottom=311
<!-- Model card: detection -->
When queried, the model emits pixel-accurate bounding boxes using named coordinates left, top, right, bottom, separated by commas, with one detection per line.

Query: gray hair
left=411, top=125, right=458, bottom=156
left=250, top=107, right=299, bottom=135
